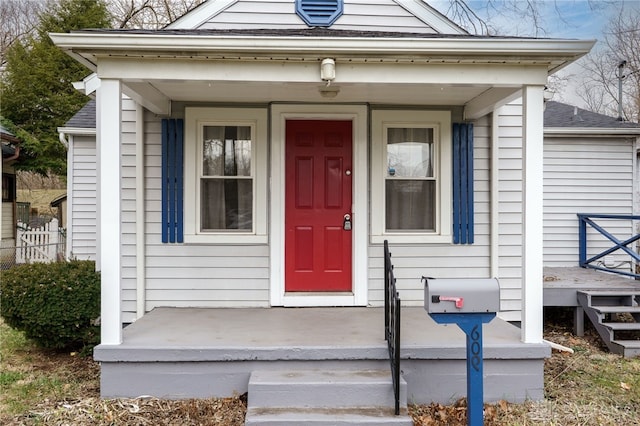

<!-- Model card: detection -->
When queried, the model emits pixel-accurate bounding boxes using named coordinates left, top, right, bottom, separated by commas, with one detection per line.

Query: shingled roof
left=544, top=101, right=640, bottom=129
left=65, top=99, right=96, bottom=129
left=67, top=99, right=640, bottom=132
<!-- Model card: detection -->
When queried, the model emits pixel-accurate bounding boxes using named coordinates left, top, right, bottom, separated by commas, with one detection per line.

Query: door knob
left=343, top=214, right=352, bottom=231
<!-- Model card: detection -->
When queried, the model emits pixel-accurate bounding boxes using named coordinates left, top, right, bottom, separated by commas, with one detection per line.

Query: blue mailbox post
left=422, top=277, right=500, bottom=426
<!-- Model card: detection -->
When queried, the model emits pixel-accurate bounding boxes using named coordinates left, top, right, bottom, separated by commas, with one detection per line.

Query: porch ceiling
left=50, top=31, right=594, bottom=116
left=136, top=80, right=489, bottom=105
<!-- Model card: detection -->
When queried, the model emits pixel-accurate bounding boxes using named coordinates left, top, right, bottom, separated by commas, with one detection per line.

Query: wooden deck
left=543, top=267, right=640, bottom=307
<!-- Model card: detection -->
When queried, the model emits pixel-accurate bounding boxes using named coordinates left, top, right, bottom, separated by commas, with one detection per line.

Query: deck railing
left=577, top=213, right=640, bottom=279
left=383, top=240, right=401, bottom=415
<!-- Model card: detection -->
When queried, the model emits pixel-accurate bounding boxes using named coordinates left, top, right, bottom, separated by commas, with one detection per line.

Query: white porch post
left=522, top=85, right=544, bottom=343
left=97, top=78, right=122, bottom=345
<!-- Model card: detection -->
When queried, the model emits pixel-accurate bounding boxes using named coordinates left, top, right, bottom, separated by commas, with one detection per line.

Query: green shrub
left=0, top=260, right=100, bottom=350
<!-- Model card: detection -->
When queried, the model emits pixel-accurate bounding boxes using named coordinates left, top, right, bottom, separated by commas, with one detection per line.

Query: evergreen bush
left=0, top=260, right=100, bottom=350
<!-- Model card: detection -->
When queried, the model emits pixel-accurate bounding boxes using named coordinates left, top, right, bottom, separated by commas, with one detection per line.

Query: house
left=50, top=0, right=595, bottom=411
left=49, top=193, right=67, bottom=229
left=1, top=124, right=21, bottom=267
left=543, top=101, right=640, bottom=270
left=58, top=99, right=97, bottom=260
left=542, top=101, right=640, bottom=355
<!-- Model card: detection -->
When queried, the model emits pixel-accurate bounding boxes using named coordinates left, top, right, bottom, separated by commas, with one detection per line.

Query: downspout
left=135, top=103, right=146, bottom=319
left=3, top=145, right=20, bottom=162
left=59, top=131, right=69, bottom=149
left=490, top=109, right=500, bottom=279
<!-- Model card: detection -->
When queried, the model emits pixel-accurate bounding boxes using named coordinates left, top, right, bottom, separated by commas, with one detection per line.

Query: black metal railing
left=578, top=213, right=640, bottom=279
left=383, top=240, right=401, bottom=415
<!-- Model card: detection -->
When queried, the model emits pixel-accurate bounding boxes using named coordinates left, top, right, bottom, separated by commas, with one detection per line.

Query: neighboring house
left=58, top=99, right=97, bottom=260
left=50, top=193, right=67, bottom=229
left=543, top=101, right=640, bottom=270
left=51, top=0, right=595, bottom=406
left=1, top=124, right=21, bottom=266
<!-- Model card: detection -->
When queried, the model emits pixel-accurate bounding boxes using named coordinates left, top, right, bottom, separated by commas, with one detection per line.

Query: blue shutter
left=296, top=0, right=343, bottom=27
left=161, top=118, right=184, bottom=243
left=452, top=123, right=474, bottom=244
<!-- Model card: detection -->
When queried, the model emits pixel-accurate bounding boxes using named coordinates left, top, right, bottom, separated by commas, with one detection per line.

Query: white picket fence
left=16, top=218, right=64, bottom=264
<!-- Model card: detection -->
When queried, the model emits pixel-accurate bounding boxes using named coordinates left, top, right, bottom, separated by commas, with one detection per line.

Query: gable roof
left=167, top=0, right=466, bottom=35
left=544, top=101, right=640, bottom=134
left=65, top=99, right=96, bottom=129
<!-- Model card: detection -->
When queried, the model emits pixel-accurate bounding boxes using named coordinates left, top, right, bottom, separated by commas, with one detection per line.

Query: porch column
left=97, top=78, right=122, bottom=345
left=522, top=85, right=544, bottom=344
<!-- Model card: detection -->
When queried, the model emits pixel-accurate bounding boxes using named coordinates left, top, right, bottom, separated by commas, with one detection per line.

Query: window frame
left=2, top=173, right=17, bottom=202
left=371, top=110, right=452, bottom=244
left=184, top=107, right=268, bottom=244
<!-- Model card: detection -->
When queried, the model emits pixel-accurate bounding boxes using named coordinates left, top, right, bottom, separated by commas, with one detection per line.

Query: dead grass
left=16, top=189, right=66, bottom=218
left=1, top=310, right=639, bottom=425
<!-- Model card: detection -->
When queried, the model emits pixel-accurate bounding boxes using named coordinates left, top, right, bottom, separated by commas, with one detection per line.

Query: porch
left=94, top=306, right=549, bottom=404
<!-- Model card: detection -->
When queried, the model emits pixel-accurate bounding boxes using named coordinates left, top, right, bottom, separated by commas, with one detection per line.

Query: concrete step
left=245, top=407, right=413, bottom=426
left=245, top=370, right=413, bottom=426
left=248, top=369, right=407, bottom=409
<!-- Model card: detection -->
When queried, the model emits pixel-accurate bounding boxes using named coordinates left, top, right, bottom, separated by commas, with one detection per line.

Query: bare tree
left=0, top=0, right=51, bottom=61
left=577, top=7, right=640, bottom=122
left=109, top=0, right=206, bottom=29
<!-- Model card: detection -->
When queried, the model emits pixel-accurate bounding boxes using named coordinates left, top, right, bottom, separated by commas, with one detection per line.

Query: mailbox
left=424, top=278, right=500, bottom=314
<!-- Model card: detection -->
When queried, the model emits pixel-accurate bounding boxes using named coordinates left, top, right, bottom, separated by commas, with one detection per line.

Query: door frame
left=270, top=104, right=368, bottom=307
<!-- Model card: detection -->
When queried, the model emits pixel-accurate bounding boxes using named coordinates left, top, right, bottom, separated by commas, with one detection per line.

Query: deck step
left=590, top=306, right=640, bottom=314
left=611, top=340, right=640, bottom=358
left=577, top=290, right=640, bottom=358
left=579, top=290, right=640, bottom=296
left=245, top=370, right=412, bottom=426
left=601, top=322, right=640, bottom=331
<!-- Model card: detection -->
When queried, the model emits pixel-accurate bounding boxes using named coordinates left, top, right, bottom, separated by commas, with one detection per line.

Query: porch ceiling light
left=320, top=58, right=336, bottom=84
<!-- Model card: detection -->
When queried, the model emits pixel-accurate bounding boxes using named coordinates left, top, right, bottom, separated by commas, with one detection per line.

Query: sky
left=429, top=0, right=639, bottom=107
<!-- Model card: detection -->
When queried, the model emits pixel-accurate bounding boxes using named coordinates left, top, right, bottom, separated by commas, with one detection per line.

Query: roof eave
left=49, top=32, right=595, bottom=72
left=58, top=126, right=96, bottom=135
left=544, top=127, right=640, bottom=137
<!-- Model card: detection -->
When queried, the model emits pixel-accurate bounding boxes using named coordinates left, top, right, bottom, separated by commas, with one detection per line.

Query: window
left=386, top=127, right=435, bottom=231
left=371, top=110, right=452, bottom=243
left=2, top=173, right=16, bottom=202
left=185, top=108, right=267, bottom=243
left=201, top=125, right=253, bottom=231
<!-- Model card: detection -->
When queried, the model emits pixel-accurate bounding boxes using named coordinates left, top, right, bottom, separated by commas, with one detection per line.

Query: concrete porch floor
left=94, top=307, right=550, bottom=403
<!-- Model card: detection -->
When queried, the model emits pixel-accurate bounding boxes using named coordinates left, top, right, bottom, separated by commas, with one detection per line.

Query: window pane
left=201, top=179, right=253, bottom=230
left=387, top=128, right=433, bottom=178
left=203, top=126, right=251, bottom=176
left=385, top=180, right=435, bottom=231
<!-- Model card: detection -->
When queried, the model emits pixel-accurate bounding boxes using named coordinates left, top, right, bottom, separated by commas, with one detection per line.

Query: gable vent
left=296, top=0, right=343, bottom=27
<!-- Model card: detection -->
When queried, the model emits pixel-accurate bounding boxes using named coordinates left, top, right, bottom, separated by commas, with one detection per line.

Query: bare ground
left=1, top=310, right=639, bottom=425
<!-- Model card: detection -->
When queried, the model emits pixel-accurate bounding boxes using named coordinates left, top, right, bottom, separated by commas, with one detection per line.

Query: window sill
left=183, top=233, right=268, bottom=245
left=370, top=234, right=452, bottom=245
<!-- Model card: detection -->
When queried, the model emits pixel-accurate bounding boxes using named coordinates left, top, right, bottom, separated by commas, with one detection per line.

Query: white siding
left=1, top=202, right=14, bottom=240
left=118, top=102, right=527, bottom=322
left=197, top=0, right=438, bottom=33
left=367, top=113, right=495, bottom=309
left=543, top=137, right=635, bottom=268
left=2, top=165, right=16, bottom=242
left=121, top=104, right=271, bottom=323
left=495, top=102, right=524, bottom=322
left=70, top=135, right=97, bottom=260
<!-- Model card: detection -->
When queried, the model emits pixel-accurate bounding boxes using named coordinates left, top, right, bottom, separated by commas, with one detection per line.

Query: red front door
left=285, top=120, right=353, bottom=292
